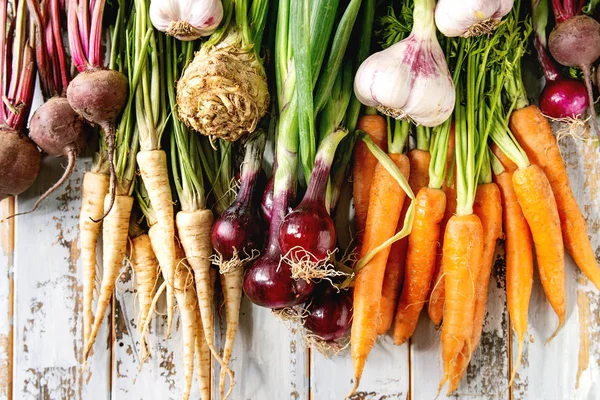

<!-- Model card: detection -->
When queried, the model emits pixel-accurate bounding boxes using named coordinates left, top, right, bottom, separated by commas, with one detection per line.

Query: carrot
left=495, top=167, right=533, bottom=384
left=440, top=214, right=484, bottom=390
left=393, top=187, right=446, bottom=344
left=130, top=232, right=159, bottom=359
left=138, top=150, right=176, bottom=337
left=218, top=268, right=243, bottom=398
left=428, top=125, right=456, bottom=327
left=351, top=153, right=410, bottom=389
left=512, top=164, right=566, bottom=338
left=79, top=171, right=109, bottom=345
left=446, top=182, right=503, bottom=391
left=353, top=114, right=388, bottom=243
left=176, top=209, right=234, bottom=398
left=174, top=243, right=198, bottom=400
left=491, top=142, right=518, bottom=173
left=85, top=194, right=133, bottom=361
left=377, top=207, right=409, bottom=335
left=510, top=105, right=600, bottom=290
left=195, top=308, right=211, bottom=400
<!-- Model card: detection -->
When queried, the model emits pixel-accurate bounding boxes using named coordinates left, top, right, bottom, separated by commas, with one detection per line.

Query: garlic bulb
left=150, top=0, right=223, bottom=41
left=354, top=0, right=455, bottom=127
left=435, top=0, right=514, bottom=37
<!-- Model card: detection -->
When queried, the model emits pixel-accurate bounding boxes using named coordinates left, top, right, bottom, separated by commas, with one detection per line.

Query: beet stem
left=50, top=0, right=70, bottom=95
left=7, top=148, right=77, bottom=219
left=580, top=64, right=600, bottom=140
left=551, top=0, right=569, bottom=23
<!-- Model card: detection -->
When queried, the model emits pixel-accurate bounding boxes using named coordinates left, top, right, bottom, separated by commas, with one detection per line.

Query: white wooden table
left=0, top=132, right=598, bottom=400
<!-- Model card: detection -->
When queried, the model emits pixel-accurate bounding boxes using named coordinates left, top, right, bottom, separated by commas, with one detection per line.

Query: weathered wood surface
left=0, top=134, right=599, bottom=400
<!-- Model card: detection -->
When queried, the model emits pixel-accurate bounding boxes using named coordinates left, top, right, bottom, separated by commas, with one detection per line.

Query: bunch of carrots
left=349, top=1, right=600, bottom=396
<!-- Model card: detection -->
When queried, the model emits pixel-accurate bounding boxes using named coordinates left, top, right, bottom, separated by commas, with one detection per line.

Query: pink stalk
left=50, top=0, right=68, bottom=94
left=0, top=0, right=8, bottom=122
left=77, top=0, right=89, bottom=57
left=88, top=0, right=105, bottom=68
left=551, top=0, right=568, bottom=22
left=68, top=0, right=88, bottom=72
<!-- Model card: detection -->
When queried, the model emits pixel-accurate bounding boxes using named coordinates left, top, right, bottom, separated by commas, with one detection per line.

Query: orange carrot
left=495, top=168, right=533, bottom=384
left=490, top=143, right=517, bottom=173
left=440, top=214, right=484, bottom=389
left=510, top=105, right=600, bottom=290
left=446, top=183, right=503, bottom=391
left=377, top=148, right=430, bottom=334
left=393, top=187, right=446, bottom=344
left=353, top=115, right=388, bottom=244
left=512, top=164, right=565, bottom=337
left=428, top=126, right=456, bottom=327
left=351, top=153, right=409, bottom=389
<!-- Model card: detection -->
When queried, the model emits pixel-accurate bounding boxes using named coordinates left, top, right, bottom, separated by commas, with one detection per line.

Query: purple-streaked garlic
left=150, top=0, right=223, bottom=41
left=353, top=0, right=455, bottom=127
left=435, top=0, right=514, bottom=37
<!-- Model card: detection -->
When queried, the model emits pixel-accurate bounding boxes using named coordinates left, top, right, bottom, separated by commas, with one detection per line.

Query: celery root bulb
left=176, top=30, right=269, bottom=141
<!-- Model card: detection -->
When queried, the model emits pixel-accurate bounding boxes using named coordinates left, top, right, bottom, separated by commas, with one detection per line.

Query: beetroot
left=67, top=69, right=128, bottom=215
left=548, top=14, right=600, bottom=136
left=23, top=97, right=88, bottom=212
left=0, top=130, right=41, bottom=201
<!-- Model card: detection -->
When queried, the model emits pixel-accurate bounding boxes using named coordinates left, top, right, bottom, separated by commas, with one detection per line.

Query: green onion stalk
left=176, top=0, right=270, bottom=142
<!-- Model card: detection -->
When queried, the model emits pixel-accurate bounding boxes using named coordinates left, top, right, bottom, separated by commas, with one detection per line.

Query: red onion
left=304, top=284, right=353, bottom=342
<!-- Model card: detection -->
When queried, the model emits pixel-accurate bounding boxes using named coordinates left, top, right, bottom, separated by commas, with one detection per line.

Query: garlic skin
left=150, top=0, right=223, bottom=41
left=435, top=0, right=514, bottom=37
left=354, top=35, right=455, bottom=127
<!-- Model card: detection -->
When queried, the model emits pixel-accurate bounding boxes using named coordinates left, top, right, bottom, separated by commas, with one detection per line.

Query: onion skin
left=278, top=201, right=336, bottom=262
left=540, top=78, right=589, bottom=119
left=243, top=254, right=315, bottom=309
left=212, top=195, right=262, bottom=260
left=304, top=285, right=353, bottom=342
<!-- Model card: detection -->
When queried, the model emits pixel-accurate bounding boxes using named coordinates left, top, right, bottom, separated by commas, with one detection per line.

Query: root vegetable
left=79, top=171, right=109, bottom=344
left=0, top=130, right=41, bottom=200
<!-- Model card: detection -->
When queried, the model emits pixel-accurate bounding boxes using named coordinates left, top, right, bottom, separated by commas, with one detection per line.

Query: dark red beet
left=540, top=78, right=589, bottom=118
left=0, top=129, right=41, bottom=200
left=67, top=69, right=128, bottom=216
left=548, top=15, right=600, bottom=137
left=304, top=285, right=353, bottom=341
left=18, top=97, right=89, bottom=213
left=243, top=253, right=315, bottom=308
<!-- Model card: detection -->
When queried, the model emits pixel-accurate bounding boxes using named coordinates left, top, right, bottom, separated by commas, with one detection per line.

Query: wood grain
left=0, top=198, right=14, bottom=400
left=13, top=157, right=111, bottom=400
left=511, top=135, right=600, bottom=400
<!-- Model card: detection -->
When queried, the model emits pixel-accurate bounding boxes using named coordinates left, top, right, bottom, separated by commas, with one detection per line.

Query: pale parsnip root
left=219, top=268, right=243, bottom=399
left=176, top=209, right=234, bottom=399
left=79, top=172, right=109, bottom=346
left=138, top=149, right=176, bottom=337
left=85, top=194, right=133, bottom=362
left=130, top=233, right=160, bottom=359
left=195, top=308, right=211, bottom=400
left=174, top=244, right=198, bottom=400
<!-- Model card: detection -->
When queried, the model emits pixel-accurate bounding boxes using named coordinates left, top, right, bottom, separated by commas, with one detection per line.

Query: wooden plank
left=213, top=297, right=310, bottom=400
left=12, top=156, right=111, bottom=400
left=111, top=265, right=201, bottom=399
left=0, top=198, right=15, bottom=400
left=310, top=336, right=409, bottom=400
left=410, top=247, right=509, bottom=400
left=511, top=136, right=600, bottom=400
